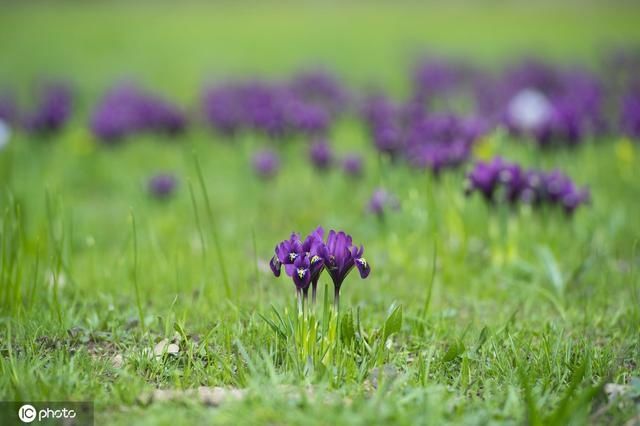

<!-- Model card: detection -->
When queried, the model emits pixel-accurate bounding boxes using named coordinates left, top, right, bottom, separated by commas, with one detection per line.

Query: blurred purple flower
left=342, top=153, right=364, bottom=177
left=474, top=59, right=606, bottom=145
left=412, top=56, right=474, bottom=106
left=621, top=89, right=640, bottom=139
left=23, top=83, right=73, bottom=136
left=308, top=139, right=334, bottom=171
left=148, top=173, right=178, bottom=198
left=368, top=188, right=400, bottom=217
left=289, top=69, right=350, bottom=115
left=91, top=84, right=187, bottom=143
left=252, top=149, right=280, bottom=179
left=466, top=157, right=590, bottom=214
left=202, top=79, right=335, bottom=139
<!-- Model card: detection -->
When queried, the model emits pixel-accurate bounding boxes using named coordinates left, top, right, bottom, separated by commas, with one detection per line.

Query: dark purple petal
left=269, top=255, right=282, bottom=277
left=355, top=257, right=370, bottom=279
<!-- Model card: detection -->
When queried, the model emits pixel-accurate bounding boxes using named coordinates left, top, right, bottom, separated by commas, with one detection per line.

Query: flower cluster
left=621, top=88, right=640, bottom=139
left=270, top=227, right=370, bottom=308
left=288, top=70, right=350, bottom=117
left=412, top=56, right=473, bottom=104
left=23, top=83, right=73, bottom=136
left=465, top=157, right=591, bottom=214
left=201, top=76, right=347, bottom=139
left=361, top=92, right=487, bottom=174
left=476, top=60, right=606, bottom=146
left=90, top=84, right=187, bottom=143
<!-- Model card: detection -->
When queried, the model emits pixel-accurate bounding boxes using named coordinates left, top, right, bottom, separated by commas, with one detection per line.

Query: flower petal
left=269, top=255, right=281, bottom=277
left=293, top=266, right=311, bottom=289
left=355, top=257, right=371, bottom=279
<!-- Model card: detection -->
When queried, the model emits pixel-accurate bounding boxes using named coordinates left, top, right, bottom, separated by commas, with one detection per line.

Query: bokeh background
left=1, top=2, right=640, bottom=424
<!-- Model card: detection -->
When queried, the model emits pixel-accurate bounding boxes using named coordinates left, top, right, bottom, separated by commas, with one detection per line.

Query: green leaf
left=341, top=309, right=355, bottom=344
left=173, top=322, right=187, bottom=341
left=383, top=304, right=403, bottom=340
left=475, top=326, right=490, bottom=351
left=441, top=339, right=465, bottom=363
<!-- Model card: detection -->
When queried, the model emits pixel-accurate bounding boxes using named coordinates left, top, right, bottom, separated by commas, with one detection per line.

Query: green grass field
left=1, top=2, right=640, bottom=425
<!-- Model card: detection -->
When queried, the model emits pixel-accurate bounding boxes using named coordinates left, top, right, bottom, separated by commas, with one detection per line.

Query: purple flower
left=91, top=84, right=187, bottom=143
left=466, top=157, right=590, bottom=214
left=270, top=227, right=327, bottom=298
left=269, top=227, right=370, bottom=307
left=148, top=174, right=178, bottom=198
left=202, top=80, right=334, bottom=140
left=270, top=233, right=302, bottom=278
left=621, top=89, right=640, bottom=139
left=23, top=83, right=73, bottom=136
left=322, top=230, right=370, bottom=297
left=252, top=149, right=280, bottom=179
left=368, top=188, right=400, bottom=217
left=289, top=69, right=350, bottom=116
left=413, top=57, right=471, bottom=104
left=309, top=139, right=334, bottom=171
left=342, top=153, right=364, bottom=177
left=287, top=100, right=330, bottom=136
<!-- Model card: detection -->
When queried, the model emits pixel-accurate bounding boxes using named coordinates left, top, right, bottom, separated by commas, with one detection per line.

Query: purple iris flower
left=309, top=139, right=334, bottom=171
left=466, top=157, right=590, bottom=214
left=287, top=100, right=330, bottom=136
left=322, top=230, right=370, bottom=307
left=270, top=227, right=370, bottom=308
left=474, top=59, right=605, bottom=145
left=23, top=83, right=73, bottom=136
left=270, top=227, right=326, bottom=302
left=402, top=113, right=484, bottom=174
left=289, top=69, right=350, bottom=116
left=203, top=80, right=335, bottom=140
left=621, top=89, right=640, bottom=139
left=270, top=232, right=304, bottom=278
left=342, top=153, right=364, bottom=178
left=252, top=149, right=280, bottom=179
left=91, top=84, right=187, bottom=143
left=148, top=173, right=178, bottom=198
left=412, top=56, right=471, bottom=105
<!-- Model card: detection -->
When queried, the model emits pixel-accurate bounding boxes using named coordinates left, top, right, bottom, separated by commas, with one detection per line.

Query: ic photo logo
left=18, top=404, right=36, bottom=423
left=17, top=403, right=77, bottom=423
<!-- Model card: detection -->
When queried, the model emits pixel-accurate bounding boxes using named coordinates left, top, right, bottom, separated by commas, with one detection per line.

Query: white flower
left=0, top=119, right=10, bottom=150
left=507, top=89, right=552, bottom=132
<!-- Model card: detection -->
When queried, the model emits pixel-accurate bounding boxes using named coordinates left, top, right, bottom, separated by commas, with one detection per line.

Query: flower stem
left=333, top=286, right=340, bottom=313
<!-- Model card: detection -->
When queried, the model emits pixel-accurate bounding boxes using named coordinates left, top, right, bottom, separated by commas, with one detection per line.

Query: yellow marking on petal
left=357, top=258, right=368, bottom=268
left=311, top=255, right=320, bottom=264
left=297, top=268, right=306, bottom=278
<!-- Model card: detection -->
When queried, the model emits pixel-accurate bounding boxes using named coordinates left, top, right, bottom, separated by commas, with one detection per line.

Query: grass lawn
left=1, top=2, right=640, bottom=425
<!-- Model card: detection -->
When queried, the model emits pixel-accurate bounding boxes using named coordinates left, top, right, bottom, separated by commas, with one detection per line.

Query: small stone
left=111, top=354, right=124, bottom=368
